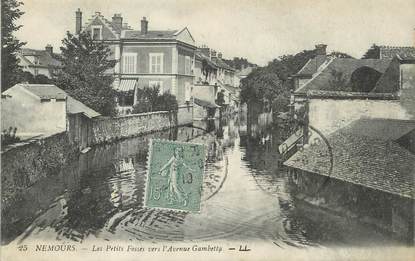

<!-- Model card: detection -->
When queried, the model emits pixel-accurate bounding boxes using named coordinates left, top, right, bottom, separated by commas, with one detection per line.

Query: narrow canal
left=2, top=115, right=404, bottom=247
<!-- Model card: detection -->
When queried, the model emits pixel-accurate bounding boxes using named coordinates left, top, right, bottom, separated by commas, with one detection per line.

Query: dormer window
left=91, top=25, right=103, bottom=40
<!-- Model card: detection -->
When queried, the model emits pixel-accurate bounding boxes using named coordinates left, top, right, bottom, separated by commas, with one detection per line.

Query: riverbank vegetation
left=1, top=127, right=20, bottom=147
left=53, top=31, right=117, bottom=116
left=1, top=0, right=25, bottom=91
left=240, top=48, right=352, bottom=139
left=241, top=49, right=353, bottom=113
left=132, top=86, right=178, bottom=114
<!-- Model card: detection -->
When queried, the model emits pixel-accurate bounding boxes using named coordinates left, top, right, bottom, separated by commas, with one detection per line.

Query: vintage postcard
left=1, top=0, right=414, bottom=260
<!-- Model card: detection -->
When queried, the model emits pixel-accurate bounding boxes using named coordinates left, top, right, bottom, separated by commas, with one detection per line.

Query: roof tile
left=19, top=48, right=61, bottom=68
left=284, top=118, right=415, bottom=199
left=295, top=58, right=391, bottom=95
left=14, top=84, right=100, bottom=118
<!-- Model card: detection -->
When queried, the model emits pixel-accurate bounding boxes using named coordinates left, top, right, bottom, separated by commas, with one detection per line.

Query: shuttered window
left=150, top=53, right=164, bottom=74
left=122, top=53, right=137, bottom=74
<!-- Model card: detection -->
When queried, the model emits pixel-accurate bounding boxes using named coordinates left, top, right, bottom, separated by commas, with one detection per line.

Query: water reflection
left=2, top=115, right=406, bottom=247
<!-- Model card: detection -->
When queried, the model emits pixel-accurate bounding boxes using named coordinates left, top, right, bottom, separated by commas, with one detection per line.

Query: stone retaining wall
left=89, top=111, right=175, bottom=145
left=1, top=132, right=76, bottom=210
left=177, top=105, right=193, bottom=126
left=87, top=108, right=192, bottom=146
left=2, top=109, right=194, bottom=208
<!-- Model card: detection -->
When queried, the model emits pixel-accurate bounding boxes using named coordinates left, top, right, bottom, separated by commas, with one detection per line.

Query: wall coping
left=1, top=131, right=66, bottom=154
left=117, top=110, right=170, bottom=118
left=193, top=83, right=217, bottom=87
left=99, top=107, right=193, bottom=121
left=178, top=104, right=193, bottom=109
left=306, top=90, right=400, bottom=100
left=96, top=110, right=173, bottom=121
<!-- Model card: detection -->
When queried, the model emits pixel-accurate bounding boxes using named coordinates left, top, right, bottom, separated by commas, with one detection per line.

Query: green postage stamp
left=144, top=139, right=206, bottom=212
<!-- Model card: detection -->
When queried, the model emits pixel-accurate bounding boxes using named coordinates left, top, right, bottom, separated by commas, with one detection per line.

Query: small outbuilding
left=1, top=84, right=100, bottom=140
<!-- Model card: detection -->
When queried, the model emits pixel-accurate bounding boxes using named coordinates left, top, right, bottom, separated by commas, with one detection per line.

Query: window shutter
left=123, top=53, right=137, bottom=74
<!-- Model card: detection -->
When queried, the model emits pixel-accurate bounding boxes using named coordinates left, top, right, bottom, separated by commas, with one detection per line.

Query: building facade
left=17, top=45, right=61, bottom=78
left=1, top=84, right=100, bottom=140
left=77, top=10, right=196, bottom=115
left=193, top=46, right=239, bottom=114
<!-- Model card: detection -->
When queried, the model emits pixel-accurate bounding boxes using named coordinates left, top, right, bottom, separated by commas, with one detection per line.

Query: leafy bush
left=154, top=92, right=178, bottom=111
left=21, top=72, right=51, bottom=84
left=132, top=86, right=178, bottom=114
left=240, top=48, right=353, bottom=113
left=1, top=127, right=20, bottom=146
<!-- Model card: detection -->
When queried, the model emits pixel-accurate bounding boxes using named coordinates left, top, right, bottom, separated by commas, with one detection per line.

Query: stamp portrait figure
left=158, top=147, right=193, bottom=206
left=145, top=139, right=205, bottom=212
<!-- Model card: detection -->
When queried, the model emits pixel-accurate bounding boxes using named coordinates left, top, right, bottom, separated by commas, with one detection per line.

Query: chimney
left=112, top=14, right=123, bottom=29
left=211, top=50, right=217, bottom=58
left=199, top=46, right=210, bottom=57
left=218, top=52, right=222, bottom=59
left=315, top=44, right=327, bottom=55
left=75, top=8, right=82, bottom=34
left=45, top=44, right=53, bottom=55
left=141, top=17, right=148, bottom=35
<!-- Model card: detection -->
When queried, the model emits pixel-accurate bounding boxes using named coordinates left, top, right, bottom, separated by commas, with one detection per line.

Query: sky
left=15, top=0, right=415, bottom=65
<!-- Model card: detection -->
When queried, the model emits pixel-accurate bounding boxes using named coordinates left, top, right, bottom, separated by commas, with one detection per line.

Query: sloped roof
left=84, top=12, right=119, bottom=37
left=236, top=66, right=254, bottom=77
left=66, top=96, right=101, bottom=118
left=21, top=84, right=66, bottom=99
left=123, top=30, right=178, bottom=39
left=372, top=56, right=415, bottom=93
left=278, top=128, right=303, bottom=154
left=340, top=118, right=415, bottom=140
left=19, top=48, right=61, bottom=68
left=122, top=27, right=195, bottom=46
left=295, top=55, right=331, bottom=76
left=9, top=84, right=100, bottom=118
left=379, top=46, right=415, bottom=60
left=295, top=58, right=391, bottom=95
left=195, top=50, right=218, bottom=68
left=284, top=118, right=415, bottom=199
left=213, top=57, right=236, bottom=71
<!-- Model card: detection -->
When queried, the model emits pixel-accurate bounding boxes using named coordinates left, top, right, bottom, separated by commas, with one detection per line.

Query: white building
left=1, top=84, right=100, bottom=139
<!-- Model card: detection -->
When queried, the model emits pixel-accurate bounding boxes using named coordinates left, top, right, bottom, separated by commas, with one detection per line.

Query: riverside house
left=280, top=47, right=415, bottom=242
left=17, top=45, right=61, bottom=78
left=1, top=84, right=100, bottom=140
left=281, top=45, right=415, bottom=154
left=76, top=9, right=196, bottom=116
left=284, top=118, right=415, bottom=242
left=192, top=46, right=239, bottom=119
left=192, top=47, right=220, bottom=120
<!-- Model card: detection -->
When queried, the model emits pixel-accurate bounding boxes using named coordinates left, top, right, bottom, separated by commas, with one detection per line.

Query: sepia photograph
left=1, top=0, right=414, bottom=260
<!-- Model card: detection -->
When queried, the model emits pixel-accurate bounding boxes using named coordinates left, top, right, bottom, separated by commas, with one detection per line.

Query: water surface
left=2, top=116, right=402, bottom=247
